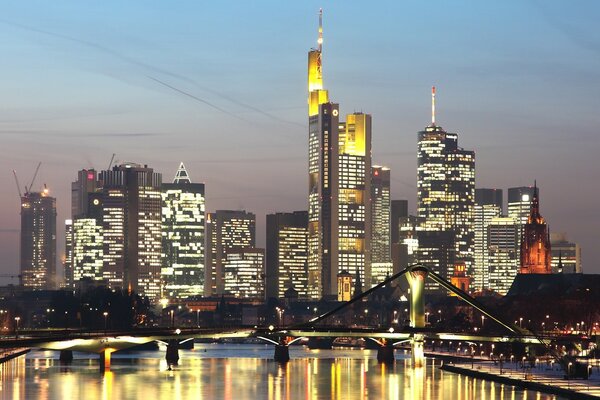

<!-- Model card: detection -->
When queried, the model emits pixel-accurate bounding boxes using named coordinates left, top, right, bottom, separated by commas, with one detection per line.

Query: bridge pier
left=99, top=349, right=114, bottom=372
left=274, top=344, right=290, bottom=363
left=411, top=334, right=425, bottom=367
left=407, top=266, right=427, bottom=368
left=59, top=350, right=73, bottom=364
left=376, top=342, right=395, bottom=364
left=166, top=339, right=180, bottom=366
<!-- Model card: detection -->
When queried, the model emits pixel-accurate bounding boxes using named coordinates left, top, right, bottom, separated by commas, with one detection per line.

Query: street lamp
left=14, top=317, right=20, bottom=338
left=196, top=309, right=200, bottom=327
left=425, top=312, right=430, bottom=324
left=519, top=317, right=523, bottom=328
left=103, top=312, right=108, bottom=331
left=481, top=315, right=485, bottom=329
left=169, top=309, right=175, bottom=328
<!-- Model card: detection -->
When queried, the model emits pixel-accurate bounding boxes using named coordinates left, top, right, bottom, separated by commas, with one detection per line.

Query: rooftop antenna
left=318, top=8, right=323, bottom=52
left=431, top=86, right=436, bottom=126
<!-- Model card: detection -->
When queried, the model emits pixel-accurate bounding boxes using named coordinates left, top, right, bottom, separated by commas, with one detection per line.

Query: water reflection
left=0, top=346, right=564, bottom=400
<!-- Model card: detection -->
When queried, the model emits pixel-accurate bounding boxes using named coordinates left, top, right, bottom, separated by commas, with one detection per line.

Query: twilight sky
left=0, top=1, right=599, bottom=281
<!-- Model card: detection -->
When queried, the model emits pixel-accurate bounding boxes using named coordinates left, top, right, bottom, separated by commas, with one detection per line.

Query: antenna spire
left=431, top=86, right=436, bottom=125
left=318, top=8, right=323, bottom=52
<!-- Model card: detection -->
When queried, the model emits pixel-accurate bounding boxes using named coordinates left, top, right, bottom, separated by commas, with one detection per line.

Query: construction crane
left=12, top=170, right=22, bottom=199
left=25, top=162, right=41, bottom=194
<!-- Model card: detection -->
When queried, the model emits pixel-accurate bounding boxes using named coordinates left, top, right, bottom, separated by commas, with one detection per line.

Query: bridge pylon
left=407, top=265, right=428, bottom=367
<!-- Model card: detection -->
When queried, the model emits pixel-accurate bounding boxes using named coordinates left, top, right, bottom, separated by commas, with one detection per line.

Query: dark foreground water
left=0, top=344, right=566, bottom=399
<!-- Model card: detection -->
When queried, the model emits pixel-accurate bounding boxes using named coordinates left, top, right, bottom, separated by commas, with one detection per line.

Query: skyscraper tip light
left=318, top=8, right=323, bottom=51
left=431, top=86, right=436, bottom=126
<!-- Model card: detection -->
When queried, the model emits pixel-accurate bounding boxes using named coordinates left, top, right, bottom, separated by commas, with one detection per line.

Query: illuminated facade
left=266, top=211, right=308, bottom=299
left=205, top=210, right=255, bottom=296
left=507, top=186, right=536, bottom=245
left=223, top=248, right=265, bottom=299
left=72, top=218, right=104, bottom=282
left=99, top=163, right=163, bottom=298
left=307, top=11, right=372, bottom=298
left=371, top=166, right=391, bottom=286
left=450, top=262, right=471, bottom=294
left=550, top=233, right=582, bottom=273
left=487, top=216, right=519, bottom=295
left=337, top=270, right=352, bottom=301
left=20, top=190, right=57, bottom=289
left=519, top=185, right=551, bottom=274
left=161, top=163, right=205, bottom=300
left=473, top=188, right=502, bottom=291
left=416, top=88, right=475, bottom=289
left=64, top=220, right=74, bottom=288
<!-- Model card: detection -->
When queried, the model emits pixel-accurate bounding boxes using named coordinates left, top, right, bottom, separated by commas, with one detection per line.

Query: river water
left=0, top=344, right=566, bottom=399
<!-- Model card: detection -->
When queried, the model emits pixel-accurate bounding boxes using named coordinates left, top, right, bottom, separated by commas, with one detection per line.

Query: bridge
left=0, top=264, right=592, bottom=373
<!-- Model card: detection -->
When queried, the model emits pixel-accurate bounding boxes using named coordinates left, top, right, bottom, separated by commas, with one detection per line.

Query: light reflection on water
left=0, top=345, right=564, bottom=400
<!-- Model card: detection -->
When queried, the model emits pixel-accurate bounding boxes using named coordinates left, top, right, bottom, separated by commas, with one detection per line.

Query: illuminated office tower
left=307, top=11, right=371, bottom=298
left=161, top=163, right=205, bottom=300
left=416, top=87, right=475, bottom=288
left=371, top=166, right=391, bottom=285
left=266, top=211, right=308, bottom=299
left=338, top=113, right=372, bottom=292
left=223, top=248, right=265, bottom=299
left=205, top=210, right=255, bottom=296
left=550, top=233, right=582, bottom=273
left=64, top=220, right=74, bottom=288
left=99, top=163, right=162, bottom=298
left=72, top=217, right=104, bottom=282
left=487, top=217, right=519, bottom=295
left=20, top=189, right=57, bottom=289
left=473, top=188, right=503, bottom=291
left=507, top=186, right=536, bottom=244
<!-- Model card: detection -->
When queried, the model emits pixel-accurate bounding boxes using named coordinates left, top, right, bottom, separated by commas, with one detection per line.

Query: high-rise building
left=473, top=188, right=503, bottom=291
left=371, top=166, right=391, bottom=286
left=266, top=211, right=308, bottom=299
left=507, top=186, right=536, bottom=241
left=71, top=169, right=98, bottom=218
left=64, top=220, right=74, bottom=288
left=520, top=185, right=551, bottom=274
left=307, top=11, right=372, bottom=299
left=487, top=216, right=519, bottom=295
left=550, top=233, right=582, bottom=273
left=161, top=163, right=205, bottom=300
left=20, top=189, right=57, bottom=289
left=416, top=87, right=475, bottom=289
left=99, top=163, right=163, bottom=298
left=223, top=248, right=265, bottom=299
left=72, top=217, right=104, bottom=282
left=205, top=210, right=256, bottom=296
left=391, top=200, right=408, bottom=245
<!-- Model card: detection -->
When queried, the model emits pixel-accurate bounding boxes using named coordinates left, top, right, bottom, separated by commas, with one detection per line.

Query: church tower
left=519, top=183, right=551, bottom=274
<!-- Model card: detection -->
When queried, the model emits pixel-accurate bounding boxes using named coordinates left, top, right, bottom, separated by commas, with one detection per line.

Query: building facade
left=473, top=188, right=503, bottom=291
left=416, top=88, right=475, bottom=290
left=266, top=211, right=308, bottom=299
left=20, top=190, right=57, bottom=289
left=519, top=185, right=551, bottom=274
left=223, top=248, right=265, bottom=299
left=487, top=216, right=519, bottom=295
left=99, top=163, right=163, bottom=298
left=205, top=210, right=256, bottom=296
left=550, top=233, right=582, bottom=273
left=371, top=166, right=391, bottom=285
left=161, top=163, right=205, bottom=300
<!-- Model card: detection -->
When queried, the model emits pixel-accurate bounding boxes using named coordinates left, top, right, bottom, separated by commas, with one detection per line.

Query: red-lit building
left=519, top=184, right=551, bottom=274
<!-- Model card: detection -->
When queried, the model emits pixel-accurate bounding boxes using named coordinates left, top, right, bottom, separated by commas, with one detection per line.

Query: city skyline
left=1, top=1, right=599, bottom=280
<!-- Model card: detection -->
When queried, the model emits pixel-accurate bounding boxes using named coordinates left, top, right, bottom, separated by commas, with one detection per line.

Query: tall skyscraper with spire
left=307, top=10, right=372, bottom=299
left=161, top=163, right=206, bottom=300
left=519, top=183, right=551, bottom=274
left=416, top=87, right=475, bottom=289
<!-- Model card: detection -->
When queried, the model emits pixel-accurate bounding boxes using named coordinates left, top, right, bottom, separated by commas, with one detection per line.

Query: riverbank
left=442, top=362, right=600, bottom=399
left=0, top=348, right=30, bottom=364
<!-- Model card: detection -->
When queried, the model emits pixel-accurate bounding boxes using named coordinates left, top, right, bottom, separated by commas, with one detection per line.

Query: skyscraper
left=507, top=186, right=536, bottom=244
left=205, top=210, right=256, bottom=296
left=473, top=188, right=503, bottom=291
left=71, top=169, right=98, bottom=218
left=266, top=211, right=308, bottom=299
left=307, top=11, right=372, bottom=298
left=371, top=166, right=391, bottom=285
left=390, top=199, right=408, bottom=245
left=520, top=185, right=551, bottom=274
left=487, top=216, right=519, bottom=295
left=223, top=248, right=265, bottom=299
left=161, top=163, right=206, bottom=300
left=64, top=219, right=74, bottom=288
left=20, top=188, right=57, bottom=289
left=416, top=87, right=475, bottom=288
left=99, top=163, right=163, bottom=298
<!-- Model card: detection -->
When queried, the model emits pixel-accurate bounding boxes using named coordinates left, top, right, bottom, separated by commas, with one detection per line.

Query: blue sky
left=0, top=0, right=599, bottom=277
